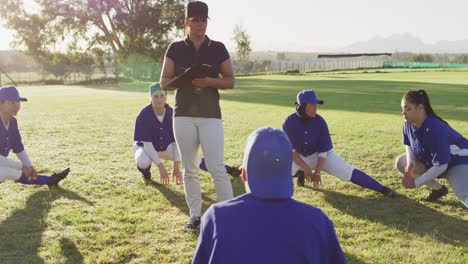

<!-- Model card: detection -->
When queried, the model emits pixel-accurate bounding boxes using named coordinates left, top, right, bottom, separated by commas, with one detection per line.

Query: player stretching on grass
left=133, top=83, right=241, bottom=184
left=0, top=86, right=69, bottom=187
left=283, top=90, right=395, bottom=197
left=396, top=90, right=468, bottom=208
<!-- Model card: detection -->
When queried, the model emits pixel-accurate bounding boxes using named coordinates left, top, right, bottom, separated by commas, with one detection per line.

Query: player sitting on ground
left=0, top=86, right=70, bottom=187
left=133, top=82, right=241, bottom=184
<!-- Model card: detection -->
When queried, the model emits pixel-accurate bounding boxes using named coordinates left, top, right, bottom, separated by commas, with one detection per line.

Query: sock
left=199, top=158, right=208, bottom=171
left=350, top=169, right=385, bottom=192
left=16, top=173, right=53, bottom=185
left=199, top=158, right=230, bottom=173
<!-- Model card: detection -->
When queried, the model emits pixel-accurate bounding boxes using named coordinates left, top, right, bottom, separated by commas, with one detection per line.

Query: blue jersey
left=403, top=115, right=468, bottom=169
left=282, top=113, right=333, bottom=156
left=133, top=104, right=175, bottom=152
left=193, top=193, right=346, bottom=264
left=0, top=117, right=25, bottom=157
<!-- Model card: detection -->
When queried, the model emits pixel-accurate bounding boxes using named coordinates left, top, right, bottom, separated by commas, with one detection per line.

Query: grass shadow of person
left=145, top=180, right=217, bottom=216
left=345, top=253, right=368, bottom=264
left=60, top=237, right=84, bottom=264
left=0, top=188, right=93, bottom=263
left=316, top=188, right=468, bottom=246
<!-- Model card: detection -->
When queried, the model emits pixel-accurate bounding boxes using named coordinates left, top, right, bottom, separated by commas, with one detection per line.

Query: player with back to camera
left=192, top=127, right=346, bottom=264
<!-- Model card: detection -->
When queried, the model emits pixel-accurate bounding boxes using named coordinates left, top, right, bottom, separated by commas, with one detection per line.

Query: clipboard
left=167, top=64, right=216, bottom=89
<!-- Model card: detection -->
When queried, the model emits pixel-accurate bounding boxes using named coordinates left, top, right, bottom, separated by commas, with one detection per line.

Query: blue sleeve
left=218, top=42, right=230, bottom=64
left=282, top=117, right=298, bottom=151
left=133, top=113, right=152, bottom=142
left=165, top=42, right=176, bottom=62
left=428, top=125, right=450, bottom=166
left=11, top=121, right=25, bottom=153
left=319, top=117, right=333, bottom=152
left=192, top=207, right=215, bottom=264
left=325, top=218, right=347, bottom=264
left=402, top=124, right=410, bottom=146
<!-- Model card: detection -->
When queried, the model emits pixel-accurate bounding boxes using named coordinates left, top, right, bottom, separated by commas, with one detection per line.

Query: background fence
left=1, top=58, right=467, bottom=86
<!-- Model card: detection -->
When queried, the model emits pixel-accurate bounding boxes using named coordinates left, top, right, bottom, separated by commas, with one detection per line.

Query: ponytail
left=403, top=90, right=448, bottom=125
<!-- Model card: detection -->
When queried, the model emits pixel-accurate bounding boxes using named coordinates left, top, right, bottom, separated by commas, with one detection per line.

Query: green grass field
left=0, top=69, right=467, bottom=263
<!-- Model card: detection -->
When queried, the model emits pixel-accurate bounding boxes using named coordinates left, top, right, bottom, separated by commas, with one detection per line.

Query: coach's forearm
left=211, top=76, right=234, bottom=90
left=160, top=77, right=177, bottom=91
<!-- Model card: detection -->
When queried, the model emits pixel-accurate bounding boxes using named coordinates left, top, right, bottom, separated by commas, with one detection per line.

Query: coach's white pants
left=292, top=149, right=354, bottom=181
left=174, top=117, right=233, bottom=217
left=133, top=142, right=181, bottom=169
left=0, top=166, right=22, bottom=183
left=396, top=153, right=468, bottom=208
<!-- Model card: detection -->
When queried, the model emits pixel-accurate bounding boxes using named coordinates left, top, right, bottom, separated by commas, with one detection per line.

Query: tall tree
left=0, top=0, right=186, bottom=63
left=232, top=24, right=252, bottom=61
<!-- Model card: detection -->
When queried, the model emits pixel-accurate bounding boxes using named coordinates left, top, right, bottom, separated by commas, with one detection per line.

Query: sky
left=1, top=0, right=467, bottom=52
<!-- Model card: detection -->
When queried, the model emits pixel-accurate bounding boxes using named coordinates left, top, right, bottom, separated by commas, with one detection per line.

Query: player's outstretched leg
left=350, top=169, right=396, bottom=197
left=16, top=167, right=70, bottom=187
left=199, top=158, right=240, bottom=177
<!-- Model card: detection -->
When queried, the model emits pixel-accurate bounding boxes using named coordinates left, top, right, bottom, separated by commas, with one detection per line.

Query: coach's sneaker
left=183, top=216, right=201, bottom=232
left=226, top=165, right=241, bottom=177
left=295, top=171, right=305, bottom=187
left=47, top=168, right=70, bottom=187
left=424, top=185, right=448, bottom=202
left=380, top=186, right=396, bottom=197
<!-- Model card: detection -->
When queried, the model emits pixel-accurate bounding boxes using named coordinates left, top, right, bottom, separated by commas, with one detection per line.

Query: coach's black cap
left=186, top=1, right=209, bottom=18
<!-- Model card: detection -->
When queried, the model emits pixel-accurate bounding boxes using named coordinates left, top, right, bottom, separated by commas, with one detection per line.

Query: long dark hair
left=403, top=90, right=448, bottom=125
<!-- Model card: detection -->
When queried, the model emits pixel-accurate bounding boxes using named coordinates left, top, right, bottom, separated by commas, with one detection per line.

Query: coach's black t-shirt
left=165, top=35, right=230, bottom=119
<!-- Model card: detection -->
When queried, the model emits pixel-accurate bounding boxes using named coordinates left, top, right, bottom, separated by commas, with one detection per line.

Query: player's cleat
left=380, top=186, right=396, bottom=197
left=137, top=166, right=152, bottom=182
left=226, top=165, right=241, bottom=177
left=295, top=171, right=305, bottom=187
left=423, top=185, right=448, bottom=202
left=47, top=167, right=70, bottom=187
left=183, top=216, right=201, bottom=232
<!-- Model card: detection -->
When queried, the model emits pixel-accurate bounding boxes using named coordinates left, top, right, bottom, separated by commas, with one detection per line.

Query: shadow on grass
left=83, top=79, right=468, bottom=121
left=60, top=237, right=84, bottom=264
left=146, top=180, right=218, bottom=216
left=0, top=188, right=92, bottom=263
left=318, top=189, right=468, bottom=246
left=346, top=253, right=368, bottom=264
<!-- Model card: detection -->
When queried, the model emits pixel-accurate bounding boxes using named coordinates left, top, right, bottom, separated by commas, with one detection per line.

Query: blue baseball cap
left=149, top=82, right=165, bottom=96
left=243, top=127, right=294, bottom=199
left=0, top=86, right=27, bottom=102
left=296, top=90, right=324, bottom=105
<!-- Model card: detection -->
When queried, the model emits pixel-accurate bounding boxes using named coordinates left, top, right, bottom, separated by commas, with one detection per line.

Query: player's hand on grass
left=312, top=171, right=322, bottom=188
left=172, top=168, right=183, bottom=185
left=304, top=167, right=314, bottom=183
left=404, top=163, right=415, bottom=179
left=401, top=173, right=416, bottom=189
left=158, top=164, right=170, bottom=185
